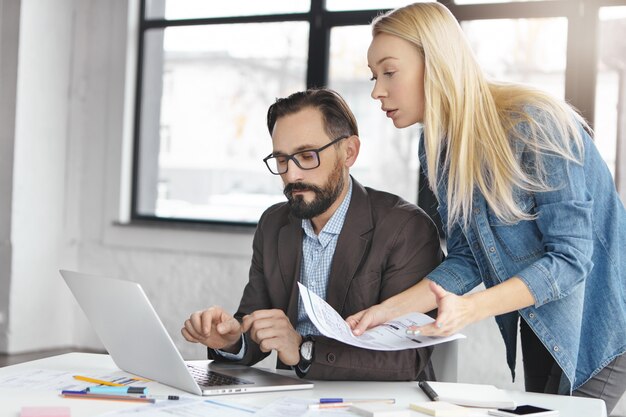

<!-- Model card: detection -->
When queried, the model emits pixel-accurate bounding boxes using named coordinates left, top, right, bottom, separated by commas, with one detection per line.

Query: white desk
left=0, top=353, right=607, bottom=417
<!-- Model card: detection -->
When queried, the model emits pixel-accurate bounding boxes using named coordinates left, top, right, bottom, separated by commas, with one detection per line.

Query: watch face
left=300, top=341, right=314, bottom=361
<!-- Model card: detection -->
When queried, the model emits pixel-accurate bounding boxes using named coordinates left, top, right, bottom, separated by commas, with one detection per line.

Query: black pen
left=418, top=380, right=439, bottom=401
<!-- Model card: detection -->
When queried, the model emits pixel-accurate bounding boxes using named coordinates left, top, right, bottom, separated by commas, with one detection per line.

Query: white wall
left=0, top=0, right=21, bottom=350
left=2, top=0, right=77, bottom=352
left=0, top=0, right=623, bottom=415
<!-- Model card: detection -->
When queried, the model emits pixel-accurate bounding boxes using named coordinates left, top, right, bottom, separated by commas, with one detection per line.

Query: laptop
left=60, top=269, right=313, bottom=396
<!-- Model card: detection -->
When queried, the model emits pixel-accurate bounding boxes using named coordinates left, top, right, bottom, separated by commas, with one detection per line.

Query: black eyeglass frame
left=262, top=135, right=349, bottom=175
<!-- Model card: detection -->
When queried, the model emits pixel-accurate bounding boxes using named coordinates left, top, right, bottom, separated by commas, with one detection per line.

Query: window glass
left=146, top=0, right=310, bottom=20
left=595, top=6, right=626, bottom=179
left=328, top=26, right=420, bottom=203
left=454, top=0, right=542, bottom=4
left=326, top=0, right=432, bottom=11
left=136, top=23, right=308, bottom=223
left=461, top=18, right=567, bottom=99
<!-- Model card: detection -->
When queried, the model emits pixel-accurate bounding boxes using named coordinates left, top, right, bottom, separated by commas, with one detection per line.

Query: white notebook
left=410, top=401, right=471, bottom=416
left=422, top=382, right=517, bottom=409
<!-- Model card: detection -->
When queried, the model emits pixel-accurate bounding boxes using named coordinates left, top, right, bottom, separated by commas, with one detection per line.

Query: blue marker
left=319, top=398, right=395, bottom=404
left=87, top=386, right=148, bottom=395
left=61, top=390, right=87, bottom=395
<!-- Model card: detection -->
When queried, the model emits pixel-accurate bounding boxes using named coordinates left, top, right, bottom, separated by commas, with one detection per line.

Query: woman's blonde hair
left=372, top=2, right=587, bottom=230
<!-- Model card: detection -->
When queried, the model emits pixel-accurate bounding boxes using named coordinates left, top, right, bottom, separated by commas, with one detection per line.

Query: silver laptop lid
left=61, top=269, right=203, bottom=395
left=60, top=270, right=313, bottom=396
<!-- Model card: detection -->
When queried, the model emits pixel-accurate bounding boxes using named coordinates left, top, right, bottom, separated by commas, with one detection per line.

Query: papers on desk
left=410, top=401, right=474, bottom=416
left=0, top=369, right=157, bottom=392
left=256, top=397, right=354, bottom=417
left=298, top=283, right=465, bottom=350
left=98, top=398, right=258, bottom=416
left=422, top=382, right=517, bottom=409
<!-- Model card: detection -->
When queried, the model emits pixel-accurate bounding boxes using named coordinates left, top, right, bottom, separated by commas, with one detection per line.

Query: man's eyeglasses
left=263, top=135, right=348, bottom=175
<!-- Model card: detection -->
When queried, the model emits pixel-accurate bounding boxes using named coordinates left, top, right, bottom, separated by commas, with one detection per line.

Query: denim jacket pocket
left=488, top=192, right=543, bottom=262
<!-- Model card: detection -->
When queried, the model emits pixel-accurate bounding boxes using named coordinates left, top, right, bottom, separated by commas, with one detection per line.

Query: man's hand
left=181, top=306, right=243, bottom=352
left=346, top=304, right=396, bottom=336
left=241, top=309, right=302, bottom=366
left=346, top=279, right=438, bottom=335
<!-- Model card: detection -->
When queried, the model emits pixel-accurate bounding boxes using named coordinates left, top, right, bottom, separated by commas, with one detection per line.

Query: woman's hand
left=407, top=281, right=477, bottom=337
left=346, top=278, right=438, bottom=335
left=349, top=277, right=535, bottom=338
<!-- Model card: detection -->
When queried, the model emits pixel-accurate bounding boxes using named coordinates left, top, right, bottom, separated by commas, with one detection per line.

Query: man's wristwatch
left=296, top=335, right=315, bottom=376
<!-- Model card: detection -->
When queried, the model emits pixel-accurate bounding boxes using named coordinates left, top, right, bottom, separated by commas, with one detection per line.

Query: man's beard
left=283, top=164, right=345, bottom=220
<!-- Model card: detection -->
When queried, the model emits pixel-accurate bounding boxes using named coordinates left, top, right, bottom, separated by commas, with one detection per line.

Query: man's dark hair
left=266, top=88, right=359, bottom=140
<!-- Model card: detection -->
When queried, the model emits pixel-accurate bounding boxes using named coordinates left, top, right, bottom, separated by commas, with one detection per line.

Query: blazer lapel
left=277, top=214, right=303, bottom=325
left=325, top=178, right=373, bottom=314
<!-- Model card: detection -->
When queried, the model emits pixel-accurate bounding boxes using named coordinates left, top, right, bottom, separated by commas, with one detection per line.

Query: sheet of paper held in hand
left=297, top=282, right=466, bottom=350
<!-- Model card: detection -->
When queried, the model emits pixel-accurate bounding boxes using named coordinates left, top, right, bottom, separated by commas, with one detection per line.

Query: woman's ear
left=344, top=135, right=361, bottom=168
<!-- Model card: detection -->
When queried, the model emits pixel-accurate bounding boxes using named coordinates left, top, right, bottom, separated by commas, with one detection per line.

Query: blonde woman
left=347, top=2, right=626, bottom=413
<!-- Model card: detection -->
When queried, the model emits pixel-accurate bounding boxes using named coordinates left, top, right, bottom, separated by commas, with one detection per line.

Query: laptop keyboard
left=187, top=365, right=254, bottom=387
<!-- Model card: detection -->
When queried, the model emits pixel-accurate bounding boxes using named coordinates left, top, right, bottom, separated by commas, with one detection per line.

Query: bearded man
left=182, top=88, right=442, bottom=381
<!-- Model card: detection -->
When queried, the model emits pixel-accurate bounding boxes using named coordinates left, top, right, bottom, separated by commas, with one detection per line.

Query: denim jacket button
left=489, top=246, right=496, bottom=253
left=553, top=346, right=559, bottom=352
left=529, top=313, right=535, bottom=319
left=473, top=208, right=480, bottom=215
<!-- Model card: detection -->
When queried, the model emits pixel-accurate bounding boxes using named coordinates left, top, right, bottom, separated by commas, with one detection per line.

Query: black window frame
left=131, top=0, right=626, bottom=230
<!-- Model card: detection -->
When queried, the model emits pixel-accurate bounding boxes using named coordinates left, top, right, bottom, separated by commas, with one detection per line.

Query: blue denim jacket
left=421, top=119, right=626, bottom=393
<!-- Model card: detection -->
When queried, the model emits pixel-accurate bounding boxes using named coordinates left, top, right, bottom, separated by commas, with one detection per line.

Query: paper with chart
left=0, top=369, right=156, bottom=392
left=297, top=282, right=465, bottom=350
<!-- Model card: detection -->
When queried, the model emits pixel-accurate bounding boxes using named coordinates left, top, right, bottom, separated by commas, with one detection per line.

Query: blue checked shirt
left=217, top=178, right=353, bottom=360
left=296, top=178, right=352, bottom=337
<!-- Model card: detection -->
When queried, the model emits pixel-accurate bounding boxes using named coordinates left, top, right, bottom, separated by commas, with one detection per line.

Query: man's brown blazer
left=209, top=178, right=443, bottom=380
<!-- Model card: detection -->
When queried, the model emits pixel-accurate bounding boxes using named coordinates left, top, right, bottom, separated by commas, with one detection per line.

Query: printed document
left=298, top=282, right=465, bottom=350
left=0, top=369, right=156, bottom=392
left=98, top=398, right=258, bottom=417
left=255, top=397, right=354, bottom=417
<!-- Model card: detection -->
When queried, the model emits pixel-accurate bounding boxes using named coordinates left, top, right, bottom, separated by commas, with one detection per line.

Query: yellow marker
left=73, top=375, right=125, bottom=387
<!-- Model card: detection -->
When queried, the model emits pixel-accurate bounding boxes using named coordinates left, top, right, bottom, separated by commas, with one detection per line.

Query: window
left=134, top=1, right=397, bottom=225
left=133, top=0, right=626, bottom=227
left=137, top=22, right=307, bottom=223
left=325, top=0, right=423, bottom=11
left=454, top=0, right=544, bottom=4
left=462, top=18, right=567, bottom=99
left=145, top=0, right=310, bottom=19
left=595, top=6, right=626, bottom=179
